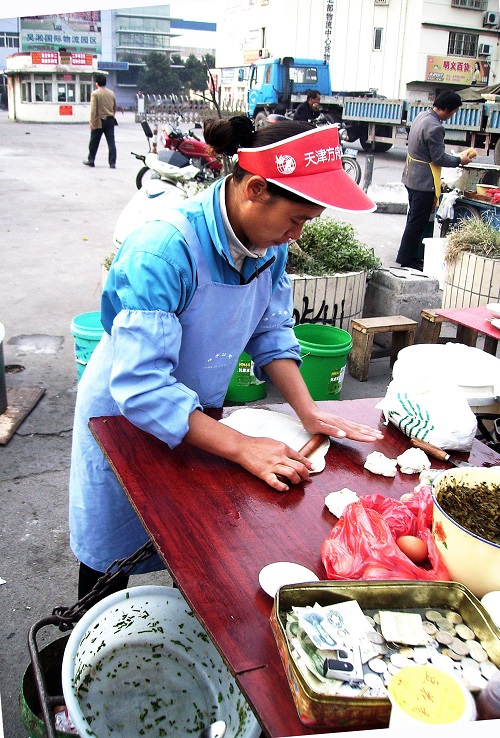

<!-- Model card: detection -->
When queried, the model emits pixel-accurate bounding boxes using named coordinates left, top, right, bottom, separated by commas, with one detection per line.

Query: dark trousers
left=78, top=561, right=129, bottom=600
left=396, top=187, right=435, bottom=267
left=88, top=116, right=116, bottom=166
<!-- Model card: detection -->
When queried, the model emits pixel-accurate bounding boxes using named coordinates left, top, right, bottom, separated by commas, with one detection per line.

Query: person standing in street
left=396, top=90, right=473, bottom=269
left=83, top=74, right=117, bottom=169
left=293, top=89, right=321, bottom=122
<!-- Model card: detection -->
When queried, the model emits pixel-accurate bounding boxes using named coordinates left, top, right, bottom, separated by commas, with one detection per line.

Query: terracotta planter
left=442, top=251, right=500, bottom=308
left=290, top=270, right=367, bottom=333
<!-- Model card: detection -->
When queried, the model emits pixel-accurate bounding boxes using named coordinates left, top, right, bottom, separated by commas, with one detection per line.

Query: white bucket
left=422, top=237, right=447, bottom=289
left=61, top=586, right=260, bottom=738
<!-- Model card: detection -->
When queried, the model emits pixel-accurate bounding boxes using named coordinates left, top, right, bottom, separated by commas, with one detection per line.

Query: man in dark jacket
left=83, top=74, right=117, bottom=169
left=293, top=89, right=321, bottom=122
left=396, top=90, right=473, bottom=268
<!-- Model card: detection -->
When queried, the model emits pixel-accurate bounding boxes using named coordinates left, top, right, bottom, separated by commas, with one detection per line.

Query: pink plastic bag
left=321, top=487, right=450, bottom=581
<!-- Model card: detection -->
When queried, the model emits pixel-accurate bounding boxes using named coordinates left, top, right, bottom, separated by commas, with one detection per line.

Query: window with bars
left=373, top=28, right=383, bottom=50
left=448, top=32, right=479, bottom=56
left=451, top=0, right=487, bottom=10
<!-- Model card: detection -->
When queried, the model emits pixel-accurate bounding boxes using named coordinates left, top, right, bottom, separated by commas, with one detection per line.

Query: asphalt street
left=0, top=109, right=477, bottom=736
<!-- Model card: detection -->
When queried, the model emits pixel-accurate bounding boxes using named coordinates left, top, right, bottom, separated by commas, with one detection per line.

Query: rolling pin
left=277, top=433, right=329, bottom=485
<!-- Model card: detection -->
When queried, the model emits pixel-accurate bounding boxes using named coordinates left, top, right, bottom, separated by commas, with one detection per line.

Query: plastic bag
left=376, top=374, right=477, bottom=451
left=321, top=488, right=450, bottom=582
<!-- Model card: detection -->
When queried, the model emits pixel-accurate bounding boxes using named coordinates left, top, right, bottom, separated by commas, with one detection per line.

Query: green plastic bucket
left=294, top=323, right=352, bottom=401
left=70, top=312, right=104, bottom=381
left=225, top=351, right=267, bottom=403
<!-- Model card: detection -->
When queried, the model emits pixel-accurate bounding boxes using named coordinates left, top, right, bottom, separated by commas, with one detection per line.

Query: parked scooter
left=132, top=120, right=206, bottom=190
left=161, top=122, right=222, bottom=180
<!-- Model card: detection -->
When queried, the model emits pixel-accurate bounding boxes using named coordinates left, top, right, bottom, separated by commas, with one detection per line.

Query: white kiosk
left=4, top=51, right=101, bottom=123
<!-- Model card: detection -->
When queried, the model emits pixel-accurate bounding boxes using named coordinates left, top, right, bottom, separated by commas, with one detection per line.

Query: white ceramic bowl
left=486, top=302, right=500, bottom=319
left=431, top=467, right=500, bottom=598
left=62, top=586, right=260, bottom=738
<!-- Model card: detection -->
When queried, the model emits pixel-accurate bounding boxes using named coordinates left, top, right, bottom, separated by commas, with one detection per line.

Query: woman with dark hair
left=70, top=116, right=382, bottom=597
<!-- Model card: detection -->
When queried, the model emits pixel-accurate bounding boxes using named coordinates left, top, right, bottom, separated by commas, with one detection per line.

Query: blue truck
left=247, top=56, right=500, bottom=162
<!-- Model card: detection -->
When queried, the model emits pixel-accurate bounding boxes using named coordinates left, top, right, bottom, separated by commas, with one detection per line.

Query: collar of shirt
left=219, top=179, right=267, bottom=271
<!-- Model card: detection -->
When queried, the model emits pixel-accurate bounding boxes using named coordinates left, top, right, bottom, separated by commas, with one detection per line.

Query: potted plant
left=287, top=216, right=381, bottom=332
left=442, top=217, right=500, bottom=309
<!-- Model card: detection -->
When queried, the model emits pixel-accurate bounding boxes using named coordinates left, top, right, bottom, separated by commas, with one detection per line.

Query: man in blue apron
left=70, top=118, right=383, bottom=598
left=396, top=90, right=474, bottom=269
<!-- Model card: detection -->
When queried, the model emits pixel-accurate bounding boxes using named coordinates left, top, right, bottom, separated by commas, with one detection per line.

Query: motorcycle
left=161, top=121, right=222, bottom=180
left=132, top=119, right=211, bottom=190
left=266, top=112, right=362, bottom=185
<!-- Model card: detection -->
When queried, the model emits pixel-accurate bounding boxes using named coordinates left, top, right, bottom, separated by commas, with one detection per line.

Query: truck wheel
left=341, top=156, right=362, bottom=185
left=495, top=139, right=500, bottom=166
left=255, top=112, right=268, bottom=129
left=359, top=133, right=373, bottom=152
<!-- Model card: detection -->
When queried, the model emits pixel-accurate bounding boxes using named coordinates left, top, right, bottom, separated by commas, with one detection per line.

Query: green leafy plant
left=445, top=216, right=500, bottom=264
left=102, top=252, right=115, bottom=271
left=287, top=216, right=381, bottom=276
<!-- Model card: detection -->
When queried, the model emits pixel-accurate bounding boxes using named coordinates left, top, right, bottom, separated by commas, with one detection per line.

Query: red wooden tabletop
left=88, top=399, right=500, bottom=737
left=436, top=305, right=500, bottom=340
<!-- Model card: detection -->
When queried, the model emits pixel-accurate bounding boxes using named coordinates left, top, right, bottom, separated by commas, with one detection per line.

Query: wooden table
left=89, top=399, right=500, bottom=737
left=436, top=305, right=500, bottom=355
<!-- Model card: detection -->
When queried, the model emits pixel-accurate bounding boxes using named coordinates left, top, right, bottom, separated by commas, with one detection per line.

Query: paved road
left=0, top=109, right=487, bottom=736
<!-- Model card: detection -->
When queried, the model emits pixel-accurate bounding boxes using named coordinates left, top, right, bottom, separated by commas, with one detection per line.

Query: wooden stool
left=417, top=308, right=446, bottom=344
left=348, top=315, right=418, bottom=381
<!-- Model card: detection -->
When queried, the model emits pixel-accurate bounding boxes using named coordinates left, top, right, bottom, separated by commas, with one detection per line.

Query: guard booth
left=4, top=51, right=101, bottom=123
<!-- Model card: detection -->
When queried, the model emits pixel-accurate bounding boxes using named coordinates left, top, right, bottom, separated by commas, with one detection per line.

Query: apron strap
left=406, top=154, right=441, bottom=201
left=166, top=210, right=213, bottom=286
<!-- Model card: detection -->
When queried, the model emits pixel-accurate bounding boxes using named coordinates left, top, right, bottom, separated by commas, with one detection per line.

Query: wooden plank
left=351, top=316, right=418, bottom=334
left=0, top=387, right=45, bottom=445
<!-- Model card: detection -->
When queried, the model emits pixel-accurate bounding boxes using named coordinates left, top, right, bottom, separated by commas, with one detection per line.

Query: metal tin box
left=270, top=580, right=500, bottom=730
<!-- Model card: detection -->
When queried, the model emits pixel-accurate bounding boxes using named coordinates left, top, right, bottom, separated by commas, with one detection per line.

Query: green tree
left=137, top=51, right=182, bottom=96
left=182, top=53, right=211, bottom=93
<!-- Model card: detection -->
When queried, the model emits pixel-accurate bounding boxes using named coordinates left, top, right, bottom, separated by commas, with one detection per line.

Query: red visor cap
left=237, top=126, right=376, bottom=213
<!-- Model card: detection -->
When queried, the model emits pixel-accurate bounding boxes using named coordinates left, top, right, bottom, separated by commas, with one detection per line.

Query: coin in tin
left=436, top=618, right=455, bottom=633
left=461, top=657, right=480, bottom=671
left=480, top=661, right=500, bottom=679
left=387, top=662, right=401, bottom=676
left=450, top=640, right=469, bottom=657
left=469, top=643, right=488, bottom=663
left=413, top=647, right=431, bottom=665
left=368, top=657, right=387, bottom=674
left=399, top=647, right=414, bottom=658
left=444, top=610, right=463, bottom=624
left=435, top=630, right=454, bottom=645
left=365, top=616, right=376, bottom=628
left=373, top=613, right=381, bottom=625
left=455, top=623, right=475, bottom=640
left=374, top=643, right=389, bottom=656
left=442, top=647, right=462, bottom=662
left=425, top=610, right=442, bottom=622
left=422, top=621, right=437, bottom=635
left=390, top=653, right=413, bottom=669
left=367, top=631, right=385, bottom=645
left=363, top=672, right=384, bottom=690
left=430, top=652, right=455, bottom=673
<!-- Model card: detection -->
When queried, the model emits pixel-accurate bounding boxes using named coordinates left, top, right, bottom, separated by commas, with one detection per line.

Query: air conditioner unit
left=259, top=48, right=270, bottom=58
left=483, top=10, right=500, bottom=27
left=374, top=0, right=389, bottom=5
left=479, top=43, right=492, bottom=56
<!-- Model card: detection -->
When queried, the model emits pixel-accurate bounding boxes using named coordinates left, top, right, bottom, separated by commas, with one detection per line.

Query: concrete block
left=367, top=182, right=408, bottom=215
left=363, top=267, right=441, bottom=349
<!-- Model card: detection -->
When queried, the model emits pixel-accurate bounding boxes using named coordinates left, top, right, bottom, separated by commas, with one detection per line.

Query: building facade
left=1, top=5, right=216, bottom=118
left=215, top=0, right=500, bottom=106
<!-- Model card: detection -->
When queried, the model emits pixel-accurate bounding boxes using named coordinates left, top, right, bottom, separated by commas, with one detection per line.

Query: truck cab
left=247, top=57, right=331, bottom=126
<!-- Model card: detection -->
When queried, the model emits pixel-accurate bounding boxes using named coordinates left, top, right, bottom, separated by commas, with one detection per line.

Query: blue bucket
left=70, top=312, right=104, bottom=380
